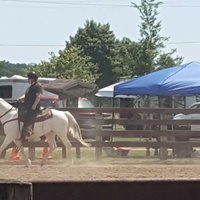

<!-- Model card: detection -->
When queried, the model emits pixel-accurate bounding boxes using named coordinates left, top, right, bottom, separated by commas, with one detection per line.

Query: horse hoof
left=24, top=159, right=32, bottom=167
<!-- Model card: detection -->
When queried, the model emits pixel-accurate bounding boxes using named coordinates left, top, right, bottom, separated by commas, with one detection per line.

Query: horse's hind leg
left=14, top=139, right=31, bottom=166
left=58, top=134, right=73, bottom=165
left=40, top=132, right=57, bottom=166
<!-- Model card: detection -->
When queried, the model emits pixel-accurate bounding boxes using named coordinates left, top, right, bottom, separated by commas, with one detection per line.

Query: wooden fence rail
left=1, top=107, right=200, bottom=160
left=64, top=107, right=200, bottom=160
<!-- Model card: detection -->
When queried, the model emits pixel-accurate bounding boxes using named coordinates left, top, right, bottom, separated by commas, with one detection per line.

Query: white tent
left=95, top=81, right=137, bottom=98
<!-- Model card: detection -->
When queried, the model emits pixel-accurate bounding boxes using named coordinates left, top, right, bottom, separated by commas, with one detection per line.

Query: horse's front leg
left=14, top=139, right=31, bottom=167
left=0, top=135, right=13, bottom=161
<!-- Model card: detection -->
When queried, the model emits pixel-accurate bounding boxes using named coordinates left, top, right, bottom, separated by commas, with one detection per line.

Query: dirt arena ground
left=1, top=154, right=200, bottom=182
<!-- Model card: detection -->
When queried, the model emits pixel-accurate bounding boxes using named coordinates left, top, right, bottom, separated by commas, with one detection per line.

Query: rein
left=2, top=118, right=18, bottom=126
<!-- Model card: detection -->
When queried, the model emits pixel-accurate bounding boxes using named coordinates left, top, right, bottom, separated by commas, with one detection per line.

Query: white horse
left=0, top=98, right=90, bottom=166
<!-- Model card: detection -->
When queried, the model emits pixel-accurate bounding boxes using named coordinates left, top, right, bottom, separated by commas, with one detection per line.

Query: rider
left=19, top=72, right=43, bottom=140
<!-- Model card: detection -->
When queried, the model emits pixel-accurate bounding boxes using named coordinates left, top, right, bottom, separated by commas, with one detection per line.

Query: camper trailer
left=0, top=75, right=61, bottom=108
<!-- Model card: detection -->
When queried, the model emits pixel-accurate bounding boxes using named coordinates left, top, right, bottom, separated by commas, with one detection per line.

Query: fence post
left=62, top=147, right=66, bottom=159
left=145, top=113, right=152, bottom=157
left=28, top=147, right=35, bottom=161
left=160, top=114, right=168, bottom=160
left=76, top=147, right=81, bottom=159
left=95, top=113, right=102, bottom=160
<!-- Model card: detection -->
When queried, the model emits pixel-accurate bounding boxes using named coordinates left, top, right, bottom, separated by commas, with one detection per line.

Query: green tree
left=132, top=0, right=183, bottom=76
left=156, top=50, right=183, bottom=70
left=67, top=20, right=119, bottom=88
left=30, top=47, right=99, bottom=84
left=111, top=38, right=139, bottom=79
left=0, top=60, right=28, bottom=77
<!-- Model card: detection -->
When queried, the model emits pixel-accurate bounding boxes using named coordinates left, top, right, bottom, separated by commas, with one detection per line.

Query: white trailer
left=0, top=75, right=57, bottom=103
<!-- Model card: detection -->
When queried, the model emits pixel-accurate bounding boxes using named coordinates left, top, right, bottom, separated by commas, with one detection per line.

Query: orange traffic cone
left=40, top=147, right=53, bottom=160
left=9, top=147, right=20, bottom=161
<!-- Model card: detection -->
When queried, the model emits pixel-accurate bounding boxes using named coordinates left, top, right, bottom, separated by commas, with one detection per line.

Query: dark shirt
left=24, top=82, right=43, bottom=110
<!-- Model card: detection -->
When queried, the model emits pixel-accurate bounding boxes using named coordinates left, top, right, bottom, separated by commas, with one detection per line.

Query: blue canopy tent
left=114, top=62, right=200, bottom=96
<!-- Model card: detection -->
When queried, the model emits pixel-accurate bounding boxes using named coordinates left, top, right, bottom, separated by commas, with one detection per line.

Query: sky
left=0, top=0, right=200, bottom=64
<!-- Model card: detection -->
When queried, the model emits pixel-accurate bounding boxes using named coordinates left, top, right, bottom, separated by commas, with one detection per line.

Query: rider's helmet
left=27, top=72, right=38, bottom=81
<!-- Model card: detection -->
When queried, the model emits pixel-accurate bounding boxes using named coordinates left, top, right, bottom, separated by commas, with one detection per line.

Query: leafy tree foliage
left=132, top=0, right=183, bottom=75
left=111, top=38, right=139, bottom=79
left=1, top=2, right=184, bottom=88
left=67, top=20, right=120, bottom=88
left=29, top=47, right=99, bottom=84
left=0, top=61, right=28, bottom=77
left=31, top=20, right=138, bottom=88
left=156, top=50, right=183, bottom=70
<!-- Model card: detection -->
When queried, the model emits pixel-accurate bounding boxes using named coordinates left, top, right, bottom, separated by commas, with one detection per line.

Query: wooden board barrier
left=0, top=181, right=32, bottom=200
left=32, top=179, right=200, bottom=200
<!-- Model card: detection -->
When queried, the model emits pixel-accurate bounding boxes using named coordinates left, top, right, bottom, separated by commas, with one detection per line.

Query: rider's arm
left=32, top=92, right=42, bottom=110
left=18, top=95, right=25, bottom=101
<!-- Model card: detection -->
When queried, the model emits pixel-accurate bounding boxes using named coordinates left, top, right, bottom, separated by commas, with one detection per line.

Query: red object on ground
left=40, top=147, right=53, bottom=160
left=9, top=147, right=21, bottom=160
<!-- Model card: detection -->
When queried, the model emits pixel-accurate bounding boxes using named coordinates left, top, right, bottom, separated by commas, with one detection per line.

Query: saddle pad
left=35, top=109, right=53, bottom=122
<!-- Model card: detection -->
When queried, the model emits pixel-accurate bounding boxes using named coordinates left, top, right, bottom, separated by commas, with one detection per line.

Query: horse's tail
left=64, top=111, right=91, bottom=148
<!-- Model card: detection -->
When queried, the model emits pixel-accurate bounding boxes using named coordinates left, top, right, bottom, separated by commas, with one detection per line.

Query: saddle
left=35, top=108, right=53, bottom=122
left=18, top=106, right=53, bottom=123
